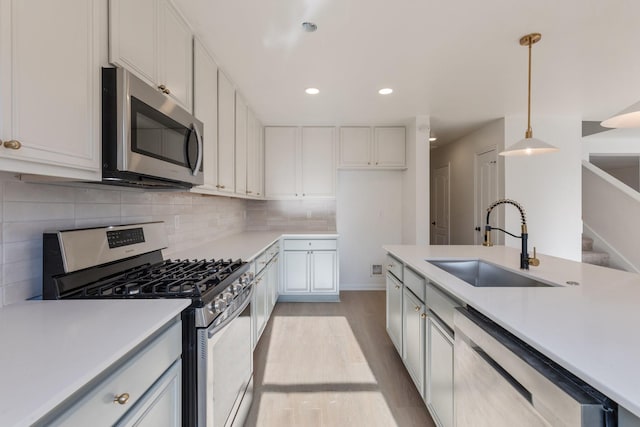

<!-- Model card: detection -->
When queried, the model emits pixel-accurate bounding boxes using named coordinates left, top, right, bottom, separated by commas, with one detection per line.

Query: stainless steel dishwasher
left=454, top=307, right=616, bottom=427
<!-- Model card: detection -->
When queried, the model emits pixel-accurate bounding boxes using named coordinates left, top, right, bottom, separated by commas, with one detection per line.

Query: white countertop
left=0, top=299, right=190, bottom=427
left=383, top=244, right=640, bottom=417
left=165, top=231, right=339, bottom=261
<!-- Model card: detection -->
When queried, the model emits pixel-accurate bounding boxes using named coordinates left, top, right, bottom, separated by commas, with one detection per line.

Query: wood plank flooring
left=245, top=291, right=435, bottom=427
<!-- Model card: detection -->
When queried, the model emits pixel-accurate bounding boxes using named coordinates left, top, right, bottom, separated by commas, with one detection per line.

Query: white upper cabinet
left=301, top=127, right=336, bottom=198
left=264, top=127, right=298, bottom=199
left=0, top=0, right=103, bottom=181
left=109, top=0, right=193, bottom=112
left=339, top=127, right=371, bottom=167
left=158, top=0, right=193, bottom=111
left=375, top=127, right=406, bottom=167
left=338, top=126, right=406, bottom=169
left=264, top=126, right=335, bottom=199
left=235, top=92, right=248, bottom=195
left=217, top=70, right=235, bottom=194
left=246, top=109, right=263, bottom=198
left=191, top=37, right=218, bottom=194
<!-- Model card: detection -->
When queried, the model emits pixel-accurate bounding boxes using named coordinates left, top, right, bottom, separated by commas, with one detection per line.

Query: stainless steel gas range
left=43, top=222, right=254, bottom=427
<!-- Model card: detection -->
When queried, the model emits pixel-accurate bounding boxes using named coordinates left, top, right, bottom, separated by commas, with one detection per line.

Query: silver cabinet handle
left=158, top=84, right=166, bottom=91
left=414, top=306, right=420, bottom=312
left=421, top=313, right=427, bottom=319
left=191, top=123, right=203, bottom=177
left=114, top=393, right=130, bottom=405
left=388, top=264, right=394, bottom=268
left=394, top=284, right=400, bottom=290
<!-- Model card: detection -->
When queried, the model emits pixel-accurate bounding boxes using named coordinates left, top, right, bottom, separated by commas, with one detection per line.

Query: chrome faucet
left=483, top=199, right=540, bottom=269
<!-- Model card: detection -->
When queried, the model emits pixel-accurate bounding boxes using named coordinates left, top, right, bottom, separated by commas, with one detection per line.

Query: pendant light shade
left=499, top=33, right=559, bottom=156
left=601, top=100, right=640, bottom=128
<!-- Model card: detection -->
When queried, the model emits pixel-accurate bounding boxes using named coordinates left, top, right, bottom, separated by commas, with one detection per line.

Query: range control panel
left=106, top=227, right=146, bottom=248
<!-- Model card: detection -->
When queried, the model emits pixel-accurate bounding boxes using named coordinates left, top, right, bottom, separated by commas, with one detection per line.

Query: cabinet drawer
left=386, top=254, right=403, bottom=281
left=283, top=239, right=337, bottom=251
left=426, top=283, right=462, bottom=331
left=404, top=267, right=425, bottom=301
left=49, top=320, right=182, bottom=426
left=266, top=242, right=280, bottom=260
left=255, top=252, right=268, bottom=273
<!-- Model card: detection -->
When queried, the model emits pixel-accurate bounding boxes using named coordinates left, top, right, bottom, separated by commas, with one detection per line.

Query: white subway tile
left=75, top=203, right=120, bottom=219
left=3, top=219, right=76, bottom=243
left=4, top=202, right=74, bottom=222
left=3, top=258, right=40, bottom=285
left=121, top=191, right=154, bottom=204
left=75, top=188, right=121, bottom=204
left=3, top=240, right=41, bottom=264
left=3, top=278, right=42, bottom=304
left=74, top=217, right=122, bottom=228
left=3, top=181, right=77, bottom=203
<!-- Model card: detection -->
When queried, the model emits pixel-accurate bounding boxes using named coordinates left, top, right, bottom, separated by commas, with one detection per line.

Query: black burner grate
left=67, top=258, right=245, bottom=300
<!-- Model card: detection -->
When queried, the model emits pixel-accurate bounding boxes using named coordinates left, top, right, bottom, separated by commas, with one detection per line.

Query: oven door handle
left=191, top=122, right=203, bottom=177
left=207, top=286, right=254, bottom=338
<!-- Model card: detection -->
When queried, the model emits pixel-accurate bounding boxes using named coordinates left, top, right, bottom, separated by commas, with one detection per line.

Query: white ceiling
left=175, top=0, right=640, bottom=144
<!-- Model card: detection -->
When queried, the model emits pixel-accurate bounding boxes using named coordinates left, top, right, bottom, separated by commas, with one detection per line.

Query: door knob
left=3, top=140, right=21, bottom=150
left=475, top=226, right=481, bottom=231
left=431, top=221, right=436, bottom=226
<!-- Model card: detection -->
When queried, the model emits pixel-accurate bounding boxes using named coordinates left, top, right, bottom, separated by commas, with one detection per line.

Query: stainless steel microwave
left=101, top=67, right=204, bottom=189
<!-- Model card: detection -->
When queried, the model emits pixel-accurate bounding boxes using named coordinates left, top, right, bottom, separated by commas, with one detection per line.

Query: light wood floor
left=245, top=291, right=435, bottom=427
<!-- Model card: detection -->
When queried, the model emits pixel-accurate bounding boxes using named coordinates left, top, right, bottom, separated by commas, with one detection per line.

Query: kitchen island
left=384, top=244, right=640, bottom=422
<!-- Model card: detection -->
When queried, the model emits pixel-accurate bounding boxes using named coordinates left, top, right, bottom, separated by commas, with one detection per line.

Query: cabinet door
left=264, top=127, right=298, bottom=198
left=267, top=256, right=279, bottom=313
left=192, top=38, right=218, bottom=191
left=246, top=110, right=262, bottom=197
left=310, top=251, right=337, bottom=293
left=254, top=272, right=267, bottom=342
left=0, top=0, right=102, bottom=180
left=428, top=317, right=454, bottom=427
left=116, top=360, right=182, bottom=427
left=385, top=273, right=403, bottom=354
left=158, top=0, right=192, bottom=112
left=402, top=288, right=425, bottom=396
left=374, top=127, right=406, bottom=168
left=109, top=0, right=158, bottom=85
left=235, top=92, right=248, bottom=195
left=301, top=127, right=336, bottom=198
left=217, top=71, right=235, bottom=193
left=282, top=251, right=309, bottom=293
left=339, top=127, right=371, bottom=167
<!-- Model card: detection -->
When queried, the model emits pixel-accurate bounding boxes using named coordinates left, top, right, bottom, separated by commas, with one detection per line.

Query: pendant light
left=500, top=33, right=559, bottom=156
left=601, top=100, right=640, bottom=128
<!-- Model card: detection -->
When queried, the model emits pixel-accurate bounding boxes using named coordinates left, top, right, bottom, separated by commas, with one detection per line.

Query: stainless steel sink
left=426, top=259, right=557, bottom=287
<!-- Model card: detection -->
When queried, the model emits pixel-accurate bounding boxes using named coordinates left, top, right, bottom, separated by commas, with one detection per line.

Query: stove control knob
left=232, top=283, right=244, bottom=294
left=213, top=299, right=227, bottom=312
left=222, top=291, right=234, bottom=303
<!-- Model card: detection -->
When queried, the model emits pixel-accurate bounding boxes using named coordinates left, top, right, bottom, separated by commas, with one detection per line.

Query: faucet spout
left=484, top=199, right=537, bottom=270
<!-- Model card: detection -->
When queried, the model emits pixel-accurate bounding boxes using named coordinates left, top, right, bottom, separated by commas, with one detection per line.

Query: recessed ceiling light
left=302, top=22, right=317, bottom=32
left=378, top=88, right=393, bottom=95
left=305, top=88, right=319, bottom=95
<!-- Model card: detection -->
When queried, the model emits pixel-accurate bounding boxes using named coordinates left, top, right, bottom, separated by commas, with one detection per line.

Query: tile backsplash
left=0, top=173, right=246, bottom=306
left=246, top=199, right=336, bottom=231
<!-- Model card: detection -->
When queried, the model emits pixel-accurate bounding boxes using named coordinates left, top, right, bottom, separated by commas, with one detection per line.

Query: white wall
left=582, top=128, right=640, bottom=160
left=337, top=170, right=403, bottom=290
left=504, top=115, right=582, bottom=261
left=402, top=116, right=430, bottom=244
left=430, top=119, right=505, bottom=244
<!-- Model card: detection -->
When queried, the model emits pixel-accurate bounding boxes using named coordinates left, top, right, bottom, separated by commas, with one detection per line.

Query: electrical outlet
left=372, top=264, right=383, bottom=276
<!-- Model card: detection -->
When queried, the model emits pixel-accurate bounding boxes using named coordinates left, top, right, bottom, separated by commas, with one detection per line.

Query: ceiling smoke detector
left=302, top=22, right=317, bottom=32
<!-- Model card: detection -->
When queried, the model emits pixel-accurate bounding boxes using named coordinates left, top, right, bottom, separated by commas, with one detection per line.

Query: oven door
left=197, top=289, right=253, bottom=427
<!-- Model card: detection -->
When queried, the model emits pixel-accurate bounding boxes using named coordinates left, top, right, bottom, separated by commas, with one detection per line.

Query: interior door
left=475, top=148, right=498, bottom=245
left=432, top=164, right=450, bottom=244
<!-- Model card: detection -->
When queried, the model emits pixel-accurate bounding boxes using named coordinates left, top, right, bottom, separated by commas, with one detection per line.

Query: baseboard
left=277, top=295, right=341, bottom=302
left=340, top=283, right=386, bottom=291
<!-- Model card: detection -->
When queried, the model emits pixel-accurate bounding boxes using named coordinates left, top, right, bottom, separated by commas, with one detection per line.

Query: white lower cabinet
left=253, top=242, right=280, bottom=349
left=281, top=238, right=339, bottom=298
left=38, top=319, right=182, bottom=427
left=402, top=287, right=425, bottom=396
left=253, top=268, right=268, bottom=348
left=386, top=272, right=403, bottom=355
left=427, top=316, right=454, bottom=427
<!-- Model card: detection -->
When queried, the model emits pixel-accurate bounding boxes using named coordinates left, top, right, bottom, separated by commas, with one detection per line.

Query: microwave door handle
left=191, top=123, right=203, bottom=176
